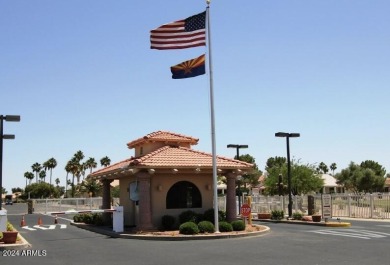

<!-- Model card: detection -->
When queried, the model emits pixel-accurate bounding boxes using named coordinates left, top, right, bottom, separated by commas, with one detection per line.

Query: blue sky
left=1, top=0, right=389, bottom=193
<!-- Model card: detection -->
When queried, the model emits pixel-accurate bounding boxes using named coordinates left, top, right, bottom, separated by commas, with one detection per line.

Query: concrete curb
left=256, top=219, right=351, bottom=227
left=71, top=222, right=271, bottom=241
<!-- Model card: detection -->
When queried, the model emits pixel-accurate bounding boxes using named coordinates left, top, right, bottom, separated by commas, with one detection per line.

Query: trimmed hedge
left=219, top=221, right=233, bottom=232
left=161, top=215, right=176, bottom=231
left=198, top=221, right=215, bottom=233
left=203, top=208, right=226, bottom=224
left=179, top=222, right=199, bottom=235
left=73, top=213, right=103, bottom=225
left=231, top=220, right=245, bottom=231
left=179, top=210, right=198, bottom=224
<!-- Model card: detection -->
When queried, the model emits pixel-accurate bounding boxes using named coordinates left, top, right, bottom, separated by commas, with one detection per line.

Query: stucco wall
left=119, top=172, right=214, bottom=228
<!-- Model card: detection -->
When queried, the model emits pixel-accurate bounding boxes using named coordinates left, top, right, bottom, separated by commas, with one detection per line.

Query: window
left=166, top=181, right=202, bottom=209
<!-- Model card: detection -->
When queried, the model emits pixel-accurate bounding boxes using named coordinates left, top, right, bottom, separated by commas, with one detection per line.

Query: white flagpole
left=206, top=0, right=220, bottom=233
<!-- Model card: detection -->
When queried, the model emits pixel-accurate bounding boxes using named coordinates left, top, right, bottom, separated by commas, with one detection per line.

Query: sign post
left=241, top=203, right=251, bottom=225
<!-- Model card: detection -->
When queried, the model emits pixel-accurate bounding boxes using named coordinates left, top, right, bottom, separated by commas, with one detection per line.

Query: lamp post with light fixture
left=227, top=144, right=248, bottom=214
left=0, top=115, right=20, bottom=210
left=274, top=132, right=300, bottom=218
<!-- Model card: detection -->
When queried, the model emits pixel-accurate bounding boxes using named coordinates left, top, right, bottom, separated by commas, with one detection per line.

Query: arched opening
left=166, top=181, right=202, bottom=209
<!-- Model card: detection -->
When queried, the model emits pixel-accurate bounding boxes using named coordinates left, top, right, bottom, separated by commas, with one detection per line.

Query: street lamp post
left=227, top=144, right=248, bottom=214
left=0, top=115, right=20, bottom=210
left=275, top=132, right=300, bottom=218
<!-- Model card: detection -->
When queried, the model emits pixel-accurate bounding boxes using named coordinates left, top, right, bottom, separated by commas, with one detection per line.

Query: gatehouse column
left=136, top=171, right=154, bottom=230
left=226, top=172, right=238, bottom=222
left=102, top=178, right=113, bottom=225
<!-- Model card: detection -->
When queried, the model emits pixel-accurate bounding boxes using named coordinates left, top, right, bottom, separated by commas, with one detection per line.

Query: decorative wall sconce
left=195, top=167, right=201, bottom=173
left=157, top=185, right=163, bottom=191
left=206, top=184, right=212, bottom=190
left=172, top=168, right=178, bottom=174
left=148, top=168, right=155, bottom=175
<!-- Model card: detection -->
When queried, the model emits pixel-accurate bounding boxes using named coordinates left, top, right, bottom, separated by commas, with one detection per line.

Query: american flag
left=150, top=11, right=206, bottom=50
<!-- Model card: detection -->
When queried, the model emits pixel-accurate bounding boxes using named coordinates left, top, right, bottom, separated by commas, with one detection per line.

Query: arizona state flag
left=170, top=54, right=206, bottom=79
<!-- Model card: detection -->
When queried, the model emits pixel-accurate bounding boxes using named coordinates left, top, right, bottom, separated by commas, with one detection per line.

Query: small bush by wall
left=197, top=221, right=215, bottom=233
left=179, top=210, right=198, bottom=224
left=219, top=221, right=233, bottom=232
left=231, top=220, right=245, bottom=231
left=161, top=215, right=176, bottom=230
left=179, top=222, right=199, bottom=235
left=203, top=208, right=226, bottom=224
left=271, top=210, right=284, bottom=220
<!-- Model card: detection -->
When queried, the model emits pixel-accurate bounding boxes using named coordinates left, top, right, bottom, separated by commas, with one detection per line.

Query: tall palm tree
left=24, top=171, right=34, bottom=186
left=55, top=178, right=60, bottom=187
left=31, top=163, right=42, bottom=183
left=39, top=170, right=46, bottom=183
left=46, top=157, right=57, bottom=187
left=65, top=161, right=73, bottom=197
left=100, top=156, right=111, bottom=167
left=330, top=163, right=337, bottom=176
left=85, top=157, right=97, bottom=174
left=42, top=160, right=49, bottom=182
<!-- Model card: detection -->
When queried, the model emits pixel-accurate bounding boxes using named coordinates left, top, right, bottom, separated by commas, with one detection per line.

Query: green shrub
left=92, top=213, right=104, bottom=226
left=231, top=220, right=245, bottom=231
left=219, top=221, right=233, bottom=232
left=271, top=210, right=284, bottom=220
left=292, top=212, right=303, bottom=220
left=73, top=214, right=82, bottom=223
left=197, top=221, right=215, bottom=233
left=179, top=222, right=199, bottom=235
left=203, top=208, right=226, bottom=224
left=161, top=215, right=176, bottom=230
left=179, top=210, right=198, bottom=224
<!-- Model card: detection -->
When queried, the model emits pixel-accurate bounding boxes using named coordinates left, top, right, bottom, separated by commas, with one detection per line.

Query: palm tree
left=39, top=170, right=46, bottom=183
left=330, top=163, right=337, bottom=176
left=55, top=178, right=60, bottom=187
left=85, top=157, right=97, bottom=174
left=81, top=178, right=102, bottom=197
left=24, top=171, right=34, bottom=186
left=65, top=161, right=73, bottom=197
left=46, top=157, right=57, bottom=187
left=100, top=156, right=111, bottom=167
left=42, top=160, right=49, bottom=182
left=31, top=163, right=42, bottom=183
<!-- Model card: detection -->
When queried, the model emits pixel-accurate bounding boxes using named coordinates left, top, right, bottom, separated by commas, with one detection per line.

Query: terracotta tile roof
left=90, top=146, right=253, bottom=177
left=127, top=131, right=199, bottom=149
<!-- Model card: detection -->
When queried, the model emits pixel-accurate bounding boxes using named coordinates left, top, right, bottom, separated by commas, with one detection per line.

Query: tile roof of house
left=127, top=131, right=199, bottom=149
left=90, top=145, right=253, bottom=177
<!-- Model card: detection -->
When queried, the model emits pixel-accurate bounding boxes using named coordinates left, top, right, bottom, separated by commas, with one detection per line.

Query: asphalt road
left=2, top=203, right=390, bottom=265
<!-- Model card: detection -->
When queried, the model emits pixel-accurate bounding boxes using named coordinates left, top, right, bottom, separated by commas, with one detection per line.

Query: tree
left=264, top=158, right=324, bottom=195
left=85, top=157, right=97, bottom=174
left=55, top=178, right=60, bottom=187
left=64, top=161, right=72, bottom=197
left=24, top=171, right=34, bottom=186
left=46, top=157, right=57, bottom=187
left=265, top=156, right=286, bottom=172
left=335, top=161, right=386, bottom=193
left=80, top=178, right=102, bottom=197
left=39, top=170, right=46, bottom=183
left=317, top=162, right=329, bottom=174
left=100, top=156, right=111, bottom=167
left=1, top=187, right=7, bottom=195
left=22, top=182, right=59, bottom=199
left=235, top=154, right=262, bottom=191
left=360, top=160, right=386, bottom=177
left=330, top=163, right=337, bottom=175
left=31, top=162, right=42, bottom=183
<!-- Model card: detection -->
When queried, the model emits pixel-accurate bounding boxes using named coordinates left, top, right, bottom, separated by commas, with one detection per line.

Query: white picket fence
left=219, top=193, right=390, bottom=219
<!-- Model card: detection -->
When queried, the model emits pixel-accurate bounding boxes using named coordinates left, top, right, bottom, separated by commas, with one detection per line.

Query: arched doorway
left=166, top=181, right=202, bottom=209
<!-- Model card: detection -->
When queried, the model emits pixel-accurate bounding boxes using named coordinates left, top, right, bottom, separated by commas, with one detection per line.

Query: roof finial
left=206, top=0, right=211, bottom=6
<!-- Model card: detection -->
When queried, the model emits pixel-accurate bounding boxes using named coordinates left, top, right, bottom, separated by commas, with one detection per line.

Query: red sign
left=241, top=204, right=251, bottom=217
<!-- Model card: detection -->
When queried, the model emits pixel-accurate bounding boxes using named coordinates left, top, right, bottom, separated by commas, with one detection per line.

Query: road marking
left=377, top=225, right=390, bottom=228
left=21, top=224, right=67, bottom=231
left=308, top=229, right=389, bottom=240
